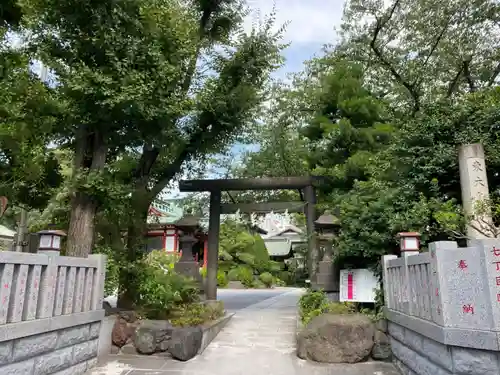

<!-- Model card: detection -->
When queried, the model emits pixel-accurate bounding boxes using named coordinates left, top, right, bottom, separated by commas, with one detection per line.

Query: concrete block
left=391, top=337, right=451, bottom=375
left=0, top=359, right=35, bottom=375
left=388, top=322, right=406, bottom=343
left=404, top=328, right=424, bottom=353
left=376, top=319, right=388, bottom=333
left=52, top=362, right=87, bottom=375
left=73, top=339, right=98, bottom=363
left=393, top=358, right=416, bottom=375
left=86, top=357, right=98, bottom=369
left=421, top=336, right=453, bottom=372
left=412, top=352, right=452, bottom=375
left=56, top=325, right=90, bottom=349
left=452, top=346, right=500, bottom=374
left=0, top=340, right=12, bottom=365
left=97, top=317, right=114, bottom=359
left=390, top=338, right=416, bottom=369
left=13, top=332, right=57, bottom=361
left=34, top=346, right=73, bottom=375
left=89, top=322, right=100, bottom=339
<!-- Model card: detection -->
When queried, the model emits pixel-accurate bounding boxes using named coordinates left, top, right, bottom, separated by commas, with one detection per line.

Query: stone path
left=88, top=288, right=400, bottom=375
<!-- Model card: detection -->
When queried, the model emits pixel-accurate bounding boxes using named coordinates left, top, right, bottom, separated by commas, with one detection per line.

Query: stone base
left=311, top=274, right=339, bottom=294
left=388, top=320, right=500, bottom=374
left=174, top=261, right=203, bottom=286
left=312, top=260, right=340, bottom=293
left=326, top=292, right=340, bottom=302
left=0, top=321, right=100, bottom=375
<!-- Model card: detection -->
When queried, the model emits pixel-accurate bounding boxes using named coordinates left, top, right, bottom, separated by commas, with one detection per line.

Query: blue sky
left=165, top=0, right=346, bottom=198
left=244, top=0, right=344, bottom=80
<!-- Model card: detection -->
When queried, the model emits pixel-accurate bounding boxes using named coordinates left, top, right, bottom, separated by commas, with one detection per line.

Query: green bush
left=134, top=259, right=200, bottom=320
left=218, top=220, right=273, bottom=278
left=273, top=277, right=286, bottom=287
left=200, top=267, right=207, bottom=278
left=265, top=260, right=283, bottom=273
left=236, top=252, right=255, bottom=266
left=251, top=279, right=266, bottom=288
left=170, top=301, right=225, bottom=327
left=145, top=250, right=180, bottom=271
left=199, top=267, right=228, bottom=287
left=227, top=268, right=239, bottom=281
left=278, top=271, right=291, bottom=285
left=236, top=266, right=254, bottom=287
left=217, top=270, right=228, bottom=287
left=252, top=235, right=271, bottom=272
left=258, top=272, right=274, bottom=287
left=298, top=289, right=355, bottom=325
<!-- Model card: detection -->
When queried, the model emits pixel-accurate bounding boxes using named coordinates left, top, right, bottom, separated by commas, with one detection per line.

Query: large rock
left=168, top=327, right=203, bottom=361
left=111, top=318, right=129, bottom=347
left=134, top=320, right=174, bottom=355
left=372, top=330, right=391, bottom=361
left=119, top=310, right=139, bottom=323
left=297, top=313, right=375, bottom=363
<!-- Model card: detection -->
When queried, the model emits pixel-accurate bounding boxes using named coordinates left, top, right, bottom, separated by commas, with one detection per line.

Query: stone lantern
left=37, top=230, right=66, bottom=256
left=174, top=214, right=203, bottom=286
left=315, top=210, right=340, bottom=261
left=312, top=210, right=341, bottom=299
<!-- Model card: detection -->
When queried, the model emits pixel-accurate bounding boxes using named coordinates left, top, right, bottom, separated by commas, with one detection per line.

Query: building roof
left=0, top=225, right=15, bottom=238
left=261, top=224, right=303, bottom=239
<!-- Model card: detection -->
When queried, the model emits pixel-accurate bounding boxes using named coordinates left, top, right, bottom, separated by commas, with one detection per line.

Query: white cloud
left=244, top=0, right=345, bottom=45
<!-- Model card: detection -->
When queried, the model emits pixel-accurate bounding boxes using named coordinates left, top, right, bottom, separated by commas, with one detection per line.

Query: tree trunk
left=117, top=189, right=150, bottom=308
left=66, top=193, right=98, bottom=257
left=66, top=128, right=107, bottom=257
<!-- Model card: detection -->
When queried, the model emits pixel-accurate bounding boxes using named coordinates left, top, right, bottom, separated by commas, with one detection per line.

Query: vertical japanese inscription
left=493, top=246, right=500, bottom=303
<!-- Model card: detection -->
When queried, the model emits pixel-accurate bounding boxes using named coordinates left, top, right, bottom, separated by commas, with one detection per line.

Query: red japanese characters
left=462, top=304, right=474, bottom=314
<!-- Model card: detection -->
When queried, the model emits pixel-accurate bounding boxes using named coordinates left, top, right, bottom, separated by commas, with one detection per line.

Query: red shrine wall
left=146, top=226, right=208, bottom=267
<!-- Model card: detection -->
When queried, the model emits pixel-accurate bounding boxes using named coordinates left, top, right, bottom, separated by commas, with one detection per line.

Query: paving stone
left=88, top=289, right=400, bottom=375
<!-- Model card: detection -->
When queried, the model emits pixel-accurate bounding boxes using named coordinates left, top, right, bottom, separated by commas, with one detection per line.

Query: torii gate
left=178, top=176, right=322, bottom=300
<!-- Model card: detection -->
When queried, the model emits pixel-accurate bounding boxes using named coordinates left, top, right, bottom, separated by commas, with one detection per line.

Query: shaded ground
left=88, top=288, right=400, bottom=375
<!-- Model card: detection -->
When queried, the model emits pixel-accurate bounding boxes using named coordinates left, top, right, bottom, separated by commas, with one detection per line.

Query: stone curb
left=198, top=313, right=234, bottom=355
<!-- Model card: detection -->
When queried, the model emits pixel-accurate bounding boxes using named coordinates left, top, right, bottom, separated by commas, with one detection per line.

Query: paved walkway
left=89, top=288, right=400, bottom=375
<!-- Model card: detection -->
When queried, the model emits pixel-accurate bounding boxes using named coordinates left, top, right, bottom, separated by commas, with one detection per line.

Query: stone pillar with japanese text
left=474, top=238, right=500, bottom=331
left=458, top=144, right=494, bottom=240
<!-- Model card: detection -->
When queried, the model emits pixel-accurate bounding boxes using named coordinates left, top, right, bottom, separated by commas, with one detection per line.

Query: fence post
left=36, top=254, right=58, bottom=319
left=398, top=232, right=420, bottom=315
left=428, top=241, right=458, bottom=326
left=88, top=254, right=107, bottom=310
left=382, top=255, right=398, bottom=310
left=474, top=239, right=500, bottom=331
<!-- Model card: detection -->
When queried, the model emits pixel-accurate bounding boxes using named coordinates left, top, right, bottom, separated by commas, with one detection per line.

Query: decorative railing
left=0, top=252, right=106, bottom=325
left=382, top=239, right=500, bottom=331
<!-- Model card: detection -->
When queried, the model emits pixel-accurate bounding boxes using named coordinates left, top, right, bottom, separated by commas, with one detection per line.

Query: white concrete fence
left=0, top=252, right=106, bottom=326
left=382, top=239, right=500, bottom=375
left=0, top=250, right=107, bottom=375
left=382, top=239, right=500, bottom=332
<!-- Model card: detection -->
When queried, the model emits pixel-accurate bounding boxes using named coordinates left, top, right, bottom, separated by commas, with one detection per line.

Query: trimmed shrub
left=217, top=270, right=229, bottom=287
left=259, top=272, right=274, bottom=287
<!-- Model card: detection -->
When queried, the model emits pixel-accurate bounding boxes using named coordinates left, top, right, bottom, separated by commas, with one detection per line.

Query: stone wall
left=0, top=321, right=101, bottom=375
left=387, top=320, right=500, bottom=375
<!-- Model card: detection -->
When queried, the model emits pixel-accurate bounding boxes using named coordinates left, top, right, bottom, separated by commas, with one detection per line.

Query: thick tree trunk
left=66, top=128, right=107, bottom=257
left=66, top=193, right=97, bottom=257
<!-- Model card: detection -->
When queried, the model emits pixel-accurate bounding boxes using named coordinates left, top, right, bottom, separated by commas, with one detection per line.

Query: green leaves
left=0, top=47, right=63, bottom=209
